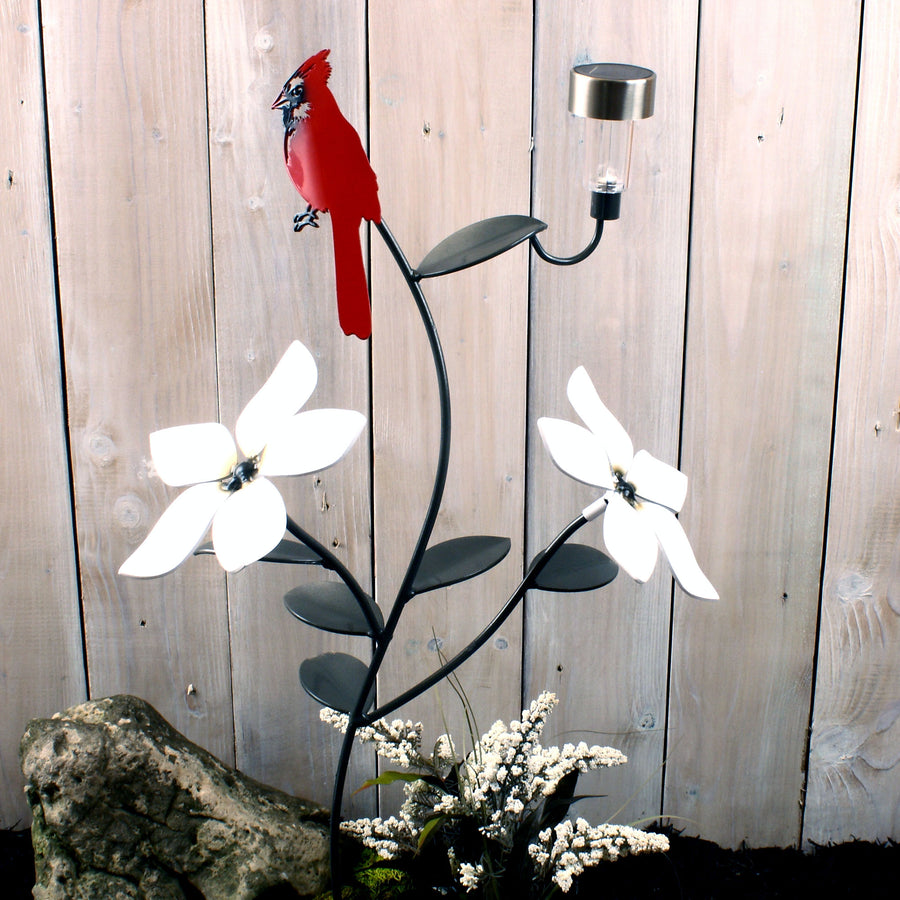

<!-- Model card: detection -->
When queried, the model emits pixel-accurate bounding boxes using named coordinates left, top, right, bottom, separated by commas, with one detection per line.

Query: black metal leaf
left=412, top=535, right=511, bottom=595
left=531, top=544, right=618, bottom=592
left=415, top=215, right=547, bottom=279
left=299, top=652, right=374, bottom=715
left=284, top=582, right=383, bottom=637
left=195, top=538, right=321, bottom=565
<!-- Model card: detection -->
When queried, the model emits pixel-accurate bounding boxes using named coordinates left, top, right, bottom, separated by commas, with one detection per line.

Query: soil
left=576, top=831, right=900, bottom=898
left=3, top=824, right=899, bottom=898
left=1, top=827, right=35, bottom=899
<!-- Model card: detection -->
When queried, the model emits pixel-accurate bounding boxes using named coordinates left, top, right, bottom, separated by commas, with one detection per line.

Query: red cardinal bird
left=273, top=50, right=381, bottom=340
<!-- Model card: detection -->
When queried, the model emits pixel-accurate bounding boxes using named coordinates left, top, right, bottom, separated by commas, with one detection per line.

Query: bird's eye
left=291, top=85, right=302, bottom=96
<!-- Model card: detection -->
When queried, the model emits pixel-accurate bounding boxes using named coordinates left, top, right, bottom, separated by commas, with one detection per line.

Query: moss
left=354, top=857, right=412, bottom=896
left=315, top=848, right=416, bottom=899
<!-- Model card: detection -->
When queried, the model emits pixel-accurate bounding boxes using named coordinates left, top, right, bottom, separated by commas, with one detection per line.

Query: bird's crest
left=297, top=48, right=331, bottom=82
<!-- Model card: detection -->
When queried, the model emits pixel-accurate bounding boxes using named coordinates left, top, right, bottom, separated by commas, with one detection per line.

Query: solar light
left=569, top=63, right=656, bottom=220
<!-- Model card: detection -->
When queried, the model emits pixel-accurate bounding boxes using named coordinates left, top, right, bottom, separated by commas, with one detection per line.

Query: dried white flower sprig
left=455, top=693, right=626, bottom=849
left=528, top=818, right=670, bottom=893
left=322, top=691, right=668, bottom=895
left=319, top=708, right=430, bottom=769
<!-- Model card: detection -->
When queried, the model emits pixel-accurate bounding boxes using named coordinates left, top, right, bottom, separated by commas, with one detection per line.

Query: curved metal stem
left=329, top=218, right=452, bottom=894
left=284, top=515, right=381, bottom=638
left=374, top=220, right=453, bottom=598
left=367, top=514, right=588, bottom=722
left=530, top=215, right=604, bottom=266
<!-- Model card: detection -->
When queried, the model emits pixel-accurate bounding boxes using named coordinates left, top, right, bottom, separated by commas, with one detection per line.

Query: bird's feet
left=293, top=205, right=320, bottom=232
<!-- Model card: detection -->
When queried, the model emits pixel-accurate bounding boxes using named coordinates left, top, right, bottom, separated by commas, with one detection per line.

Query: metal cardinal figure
left=273, top=50, right=381, bottom=340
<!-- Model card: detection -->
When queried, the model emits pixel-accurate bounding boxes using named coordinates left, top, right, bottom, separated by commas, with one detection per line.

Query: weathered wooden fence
left=2, top=0, right=898, bottom=849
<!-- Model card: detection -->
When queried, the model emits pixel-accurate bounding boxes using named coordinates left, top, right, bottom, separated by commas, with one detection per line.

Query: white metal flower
left=537, top=367, right=718, bottom=600
left=119, top=340, right=365, bottom=577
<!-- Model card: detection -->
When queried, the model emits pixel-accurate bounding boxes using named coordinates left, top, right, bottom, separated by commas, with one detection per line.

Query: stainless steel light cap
left=568, top=63, right=656, bottom=121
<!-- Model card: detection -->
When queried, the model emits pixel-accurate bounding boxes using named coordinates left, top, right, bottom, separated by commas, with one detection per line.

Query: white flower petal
left=118, top=482, right=226, bottom=578
left=603, top=494, right=658, bottom=583
left=644, top=504, right=719, bottom=600
left=259, top=409, right=366, bottom=477
left=211, top=478, right=286, bottom=572
left=235, top=341, right=318, bottom=458
left=629, top=450, right=688, bottom=513
left=566, top=367, right=634, bottom=473
left=150, top=423, right=237, bottom=486
left=537, top=417, right=616, bottom=490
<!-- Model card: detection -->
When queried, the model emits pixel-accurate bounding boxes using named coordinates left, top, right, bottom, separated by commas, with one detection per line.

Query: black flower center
left=614, top=470, right=637, bottom=506
left=221, top=458, right=259, bottom=493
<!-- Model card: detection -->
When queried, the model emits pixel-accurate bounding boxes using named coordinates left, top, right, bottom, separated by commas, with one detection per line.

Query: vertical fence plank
left=3, top=0, right=896, bottom=847
left=0, top=0, right=86, bottom=825
left=526, top=0, right=699, bottom=827
left=41, top=1, right=234, bottom=759
left=205, top=0, right=374, bottom=812
left=805, top=0, right=900, bottom=846
left=369, top=0, right=533, bottom=745
left=666, top=0, right=860, bottom=847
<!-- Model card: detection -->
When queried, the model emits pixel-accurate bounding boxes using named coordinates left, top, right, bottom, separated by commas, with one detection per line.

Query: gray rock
left=20, top=695, right=330, bottom=899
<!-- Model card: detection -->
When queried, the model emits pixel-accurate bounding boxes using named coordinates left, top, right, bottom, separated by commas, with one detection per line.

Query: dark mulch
left=576, top=831, right=900, bottom=898
left=1, top=827, right=35, bottom=899
left=3, top=824, right=899, bottom=898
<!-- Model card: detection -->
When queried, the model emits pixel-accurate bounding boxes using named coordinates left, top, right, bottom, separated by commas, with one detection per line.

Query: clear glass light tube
left=582, top=118, right=635, bottom=194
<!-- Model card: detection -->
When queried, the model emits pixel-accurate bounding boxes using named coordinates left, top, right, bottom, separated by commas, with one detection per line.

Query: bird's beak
left=272, top=91, right=289, bottom=111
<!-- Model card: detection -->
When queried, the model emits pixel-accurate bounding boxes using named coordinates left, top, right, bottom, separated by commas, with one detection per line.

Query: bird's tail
left=330, top=211, right=372, bottom=340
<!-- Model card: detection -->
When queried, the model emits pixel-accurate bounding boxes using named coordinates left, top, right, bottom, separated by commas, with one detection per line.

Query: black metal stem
left=375, top=220, right=453, bottom=600
left=284, top=515, right=381, bottom=638
left=328, top=723, right=355, bottom=896
left=366, top=514, right=588, bottom=722
left=325, top=205, right=605, bottom=891
left=529, top=216, right=604, bottom=266
left=329, top=217, right=453, bottom=894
